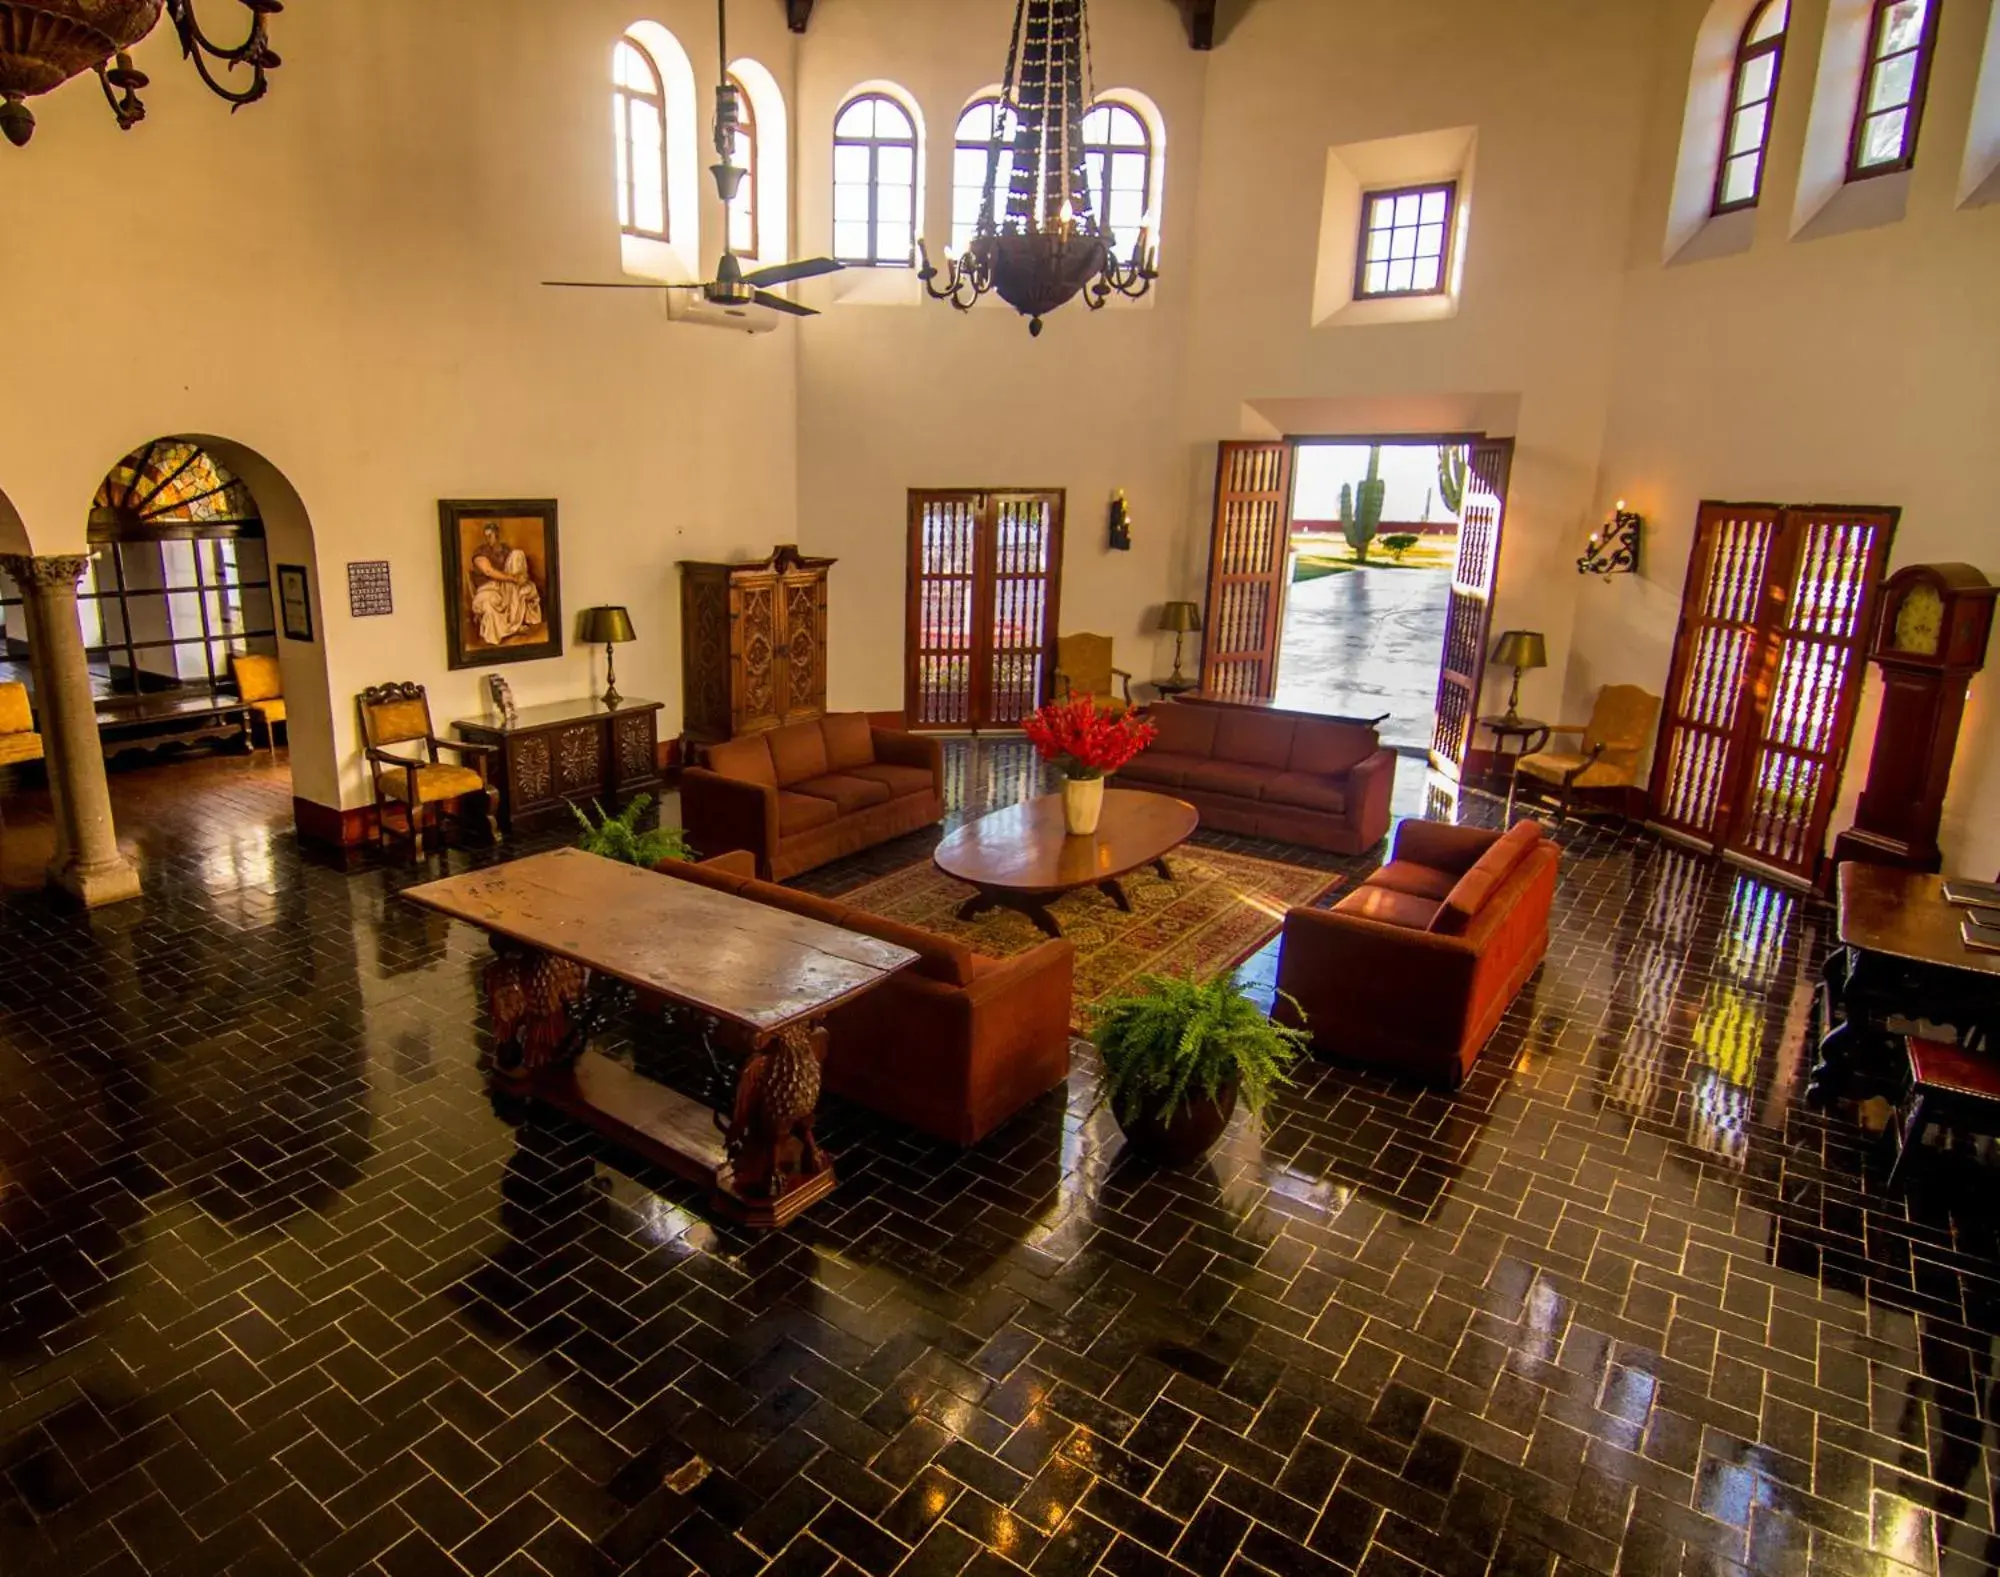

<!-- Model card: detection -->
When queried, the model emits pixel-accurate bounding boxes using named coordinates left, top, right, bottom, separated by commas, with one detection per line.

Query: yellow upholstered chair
left=358, top=682, right=500, bottom=858
left=1511, top=684, right=1661, bottom=821
left=0, top=682, right=43, bottom=770
left=1053, top=633, right=1133, bottom=715
left=229, top=653, right=287, bottom=750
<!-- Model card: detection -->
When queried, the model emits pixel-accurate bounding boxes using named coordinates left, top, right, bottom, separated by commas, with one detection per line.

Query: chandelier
left=0, top=0, right=281, bottom=148
left=918, top=0, right=1156, bottom=336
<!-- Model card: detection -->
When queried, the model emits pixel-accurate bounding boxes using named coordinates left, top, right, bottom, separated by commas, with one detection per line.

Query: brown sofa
left=681, top=713, right=945, bottom=879
left=1111, top=701, right=1396, bottom=855
left=1275, top=820, right=1558, bottom=1085
left=654, top=851, right=1074, bottom=1145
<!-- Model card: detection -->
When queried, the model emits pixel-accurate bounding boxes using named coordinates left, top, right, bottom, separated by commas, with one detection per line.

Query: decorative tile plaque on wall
left=347, top=560, right=394, bottom=618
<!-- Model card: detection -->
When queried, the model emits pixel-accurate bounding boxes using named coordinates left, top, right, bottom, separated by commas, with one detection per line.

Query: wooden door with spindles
left=1429, top=438, right=1513, bottom=778
left=1200, top=442, right=1295, bottom=699
left=905, top=489, right=1064, bottom=730
left=1650, top=502, right=1894, bottom=881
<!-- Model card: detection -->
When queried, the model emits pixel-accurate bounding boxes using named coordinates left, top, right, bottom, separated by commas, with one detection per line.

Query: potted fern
left=1090, top=972, right=1310, bottom=1165
left=572, top=794, right=693, bottom=867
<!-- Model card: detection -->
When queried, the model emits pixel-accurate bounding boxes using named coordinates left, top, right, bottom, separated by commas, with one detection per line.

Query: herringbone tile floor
left=1, top=740, right=1996, bottom=1576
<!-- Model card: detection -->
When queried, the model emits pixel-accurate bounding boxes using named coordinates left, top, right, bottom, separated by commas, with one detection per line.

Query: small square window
left=1355, top=181, right=1457, bottom=300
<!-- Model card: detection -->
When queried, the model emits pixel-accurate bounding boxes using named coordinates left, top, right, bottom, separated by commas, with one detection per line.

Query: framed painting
left=439, top=499, right=562, bottom=670
left=276, top=563, right=313, bottom=642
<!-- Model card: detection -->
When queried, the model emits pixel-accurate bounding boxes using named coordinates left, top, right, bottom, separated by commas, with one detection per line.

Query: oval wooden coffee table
left=933, top=789, right=1200, bottom=939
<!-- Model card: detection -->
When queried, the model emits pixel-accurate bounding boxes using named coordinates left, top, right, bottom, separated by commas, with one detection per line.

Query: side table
left=1477, top=714, right=1550, bottom=811
left=1150, top=676, right=1201, bottom=702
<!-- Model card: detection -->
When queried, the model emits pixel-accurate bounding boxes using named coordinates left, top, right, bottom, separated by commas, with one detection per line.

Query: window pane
left=1857, top=107, right=1908, bottom=167
left=1739, top=52, right=1776, bottom=105
left=1418, top=189, right=1447, bottom=224
left=1368, top=196, right=1396, bottom=229
left=833, top=220, right=871, bottom=259
left=1868, top=51, right=1916, bottom=113
left=1879, top=0, right=1927, bottom=54
left=960, top=102, right=998, bottom=142
left=1748, top=0, right=1787, bottom=43
left=1389, top=226, right=1416, bottom=260
left=878, top=146, right=914, bottom=185
left=833, top=184, right=872, bottom=223
left=1416, top=222, right=1444, bottom=259
left=613, top=99, right=632, bottom=228
left=1386, top=257, right=1414, bottom=292
left=614, top=41, right=655, bottom=92
left=1364, top=262, right=1389, bottom=294
left=875, top=221, right=912, bottom=263
left=873, top=99, right=914, bottom=138
left=240, top=587, right=274, bottom=635
left=877, top=181, right=913, bottom=223
left=1394, top=193, right=1421, bottom=226
left=161, top=541, right=198, bottom=587
left=1412, top=257, right=1441, bottom=291
left=1729, top=102, right=1768, bottom=156
left=835, top=99, right=877, bottom=137
left=1719, top=151, right=1759, bottom=205
left=1366, top=229, right=1389, bottom=262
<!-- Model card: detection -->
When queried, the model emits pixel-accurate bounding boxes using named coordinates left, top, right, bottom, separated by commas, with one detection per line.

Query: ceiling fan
left=545, top=0, right=841, bottom=317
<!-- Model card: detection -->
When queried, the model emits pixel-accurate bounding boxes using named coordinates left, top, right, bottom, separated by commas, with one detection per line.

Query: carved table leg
left=714, top=1019, right=837, bottom=1228
left=1152, top=857, right=1176, bottom=882
left=485, top=938, right=591, bottom=1079
left=1099, top=878, right=1133, bottom=913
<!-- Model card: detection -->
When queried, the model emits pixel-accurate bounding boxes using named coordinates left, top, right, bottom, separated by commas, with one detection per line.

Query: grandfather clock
left=1833, top=562, right=1996, bottom=872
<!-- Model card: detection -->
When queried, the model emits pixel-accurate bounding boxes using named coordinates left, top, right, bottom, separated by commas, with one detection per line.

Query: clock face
left=1892, top=582, right=1945, bottom=657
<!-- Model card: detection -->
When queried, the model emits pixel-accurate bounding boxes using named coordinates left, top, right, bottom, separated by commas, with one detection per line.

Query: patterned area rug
left=838, top=846, right=1344, bottom=1032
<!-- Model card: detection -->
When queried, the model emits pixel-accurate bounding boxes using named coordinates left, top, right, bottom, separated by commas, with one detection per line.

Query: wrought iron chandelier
left=0, top=0, right=281, bottom=148
left=918, top=0, right=1156, bottom=336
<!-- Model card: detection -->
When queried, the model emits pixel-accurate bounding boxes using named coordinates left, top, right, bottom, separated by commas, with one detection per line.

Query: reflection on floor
left=1271, top=566, right=1450, bottom=753
left=3, top=740, right=1998, bottom=1577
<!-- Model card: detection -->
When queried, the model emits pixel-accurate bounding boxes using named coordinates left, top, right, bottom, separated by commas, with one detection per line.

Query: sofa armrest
left=1343, top=748, right=1398, bottom=851
left=698, top=849, right=759, bottom=879
left=963, top=937, right=1075, bottom=1010
left=1390, top=818, right=1502, bottom=874
left=871, top=728, right=943, bottom=793
left=1275, top=904, right=1479, bottom=1048
left=679, top=767, right=779, bottom=872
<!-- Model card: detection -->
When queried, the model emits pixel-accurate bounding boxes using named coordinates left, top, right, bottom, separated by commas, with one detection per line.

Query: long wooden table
left=403, top=848, right=917, bottom=1227
left=1810, top=864, right=2000, bottom=1104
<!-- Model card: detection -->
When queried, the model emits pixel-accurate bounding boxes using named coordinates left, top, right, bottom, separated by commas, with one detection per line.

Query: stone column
left=0, top=554, right=140, bottom=907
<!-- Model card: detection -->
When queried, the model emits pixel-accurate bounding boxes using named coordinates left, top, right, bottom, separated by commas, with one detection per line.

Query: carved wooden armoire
left=678, top=545, right=834, bottom=746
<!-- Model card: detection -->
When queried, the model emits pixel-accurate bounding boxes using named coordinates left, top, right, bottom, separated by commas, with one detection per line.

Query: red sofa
left=1111, top=701, right=1396, bottom=855
left=680, top=713, right=944, bottom=880
left=654, top=852, right=1074, bottom=1145
left=1275, top=820, right=1557, bottom=1084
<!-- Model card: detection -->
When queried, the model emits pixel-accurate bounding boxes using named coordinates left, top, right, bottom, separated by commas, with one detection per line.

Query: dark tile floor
left=2, top=740, right=1997, bottom=1577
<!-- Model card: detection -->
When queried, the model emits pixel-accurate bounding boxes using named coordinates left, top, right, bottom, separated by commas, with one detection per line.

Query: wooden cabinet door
left=731, top=571, right=784, bottom=734
left=778, top=569, right=828, bottom=723
left=1200, top=442, right=1294, bottom=700
left=552, top=722, right=604, bottom=795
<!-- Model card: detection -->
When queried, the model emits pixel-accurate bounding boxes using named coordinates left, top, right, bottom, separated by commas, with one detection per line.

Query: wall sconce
left=1108, top=489, right=1133, bottom=552
left=1579, top=500, right=1642, bottom=577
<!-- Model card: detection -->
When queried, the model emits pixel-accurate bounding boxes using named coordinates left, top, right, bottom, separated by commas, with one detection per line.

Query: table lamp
left=1490, top=629, right=1546, bottom=724
left=581, top=606, right=636, bottom=708
left=1156, top=601, right=1203, bottom=686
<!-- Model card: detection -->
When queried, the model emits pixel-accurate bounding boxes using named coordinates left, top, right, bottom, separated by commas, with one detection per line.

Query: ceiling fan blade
left=741, top=257, right=844, bottom=287
left=540, top=279, right=702, bottom=290
left=751, top=290, right=818, bottom=317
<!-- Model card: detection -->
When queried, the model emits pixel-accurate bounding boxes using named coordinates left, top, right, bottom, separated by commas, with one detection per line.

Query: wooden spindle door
left=906, top=489, right=1064, bottom=730
left=1430, top=438, right=1513, bottom=778
left=1651, top=502, right=1895, bottom=881
left=1200, top=442, right=1295, bottom=699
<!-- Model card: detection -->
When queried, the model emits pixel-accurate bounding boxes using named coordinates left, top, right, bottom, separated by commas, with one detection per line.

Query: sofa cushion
left=1214, top=710, right=1296, bottom=769
left=1289, top=719, right=1380, bottom=778
left=1146, top=701, right=1218, bottom=758
left=834, top=910, right=977, bottom=987
left=822, top=712, right=875, bottom=773
left=777, top=791, right=839, bottom=835
left=1433, top=821, right=1545, bottom=934
left=707, top=735, right=777, bottom=788
left=1333, top=885, right=1444, bottom=930
left=768, top=720, right=830, bottom=787
left=1118, top=750, right=1207, bottom=790
left=792, top=773, right=893, bottom=815
left=1183, top=759, right=1274, bottom=800
left=846, top=762, right=934, bottom=800
left=1262, top=772, right=1347, bottom=815
left=1365, top=860, right=1457, bottom=902
left=653, top=859, right=751, bottom=896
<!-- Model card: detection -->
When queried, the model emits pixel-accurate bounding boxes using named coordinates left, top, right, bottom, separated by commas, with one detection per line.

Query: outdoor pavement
left=1272, top=562, right=1451, bottom=752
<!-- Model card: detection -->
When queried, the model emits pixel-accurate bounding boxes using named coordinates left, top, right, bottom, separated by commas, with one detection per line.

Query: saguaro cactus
left=1437, top=443, right=1468, bottom=517
left=1344, top=446, right=1385, bottom=563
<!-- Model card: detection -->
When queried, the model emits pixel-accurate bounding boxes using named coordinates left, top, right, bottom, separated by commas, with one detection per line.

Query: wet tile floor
left=2, top=739, right=1998, bottom=1576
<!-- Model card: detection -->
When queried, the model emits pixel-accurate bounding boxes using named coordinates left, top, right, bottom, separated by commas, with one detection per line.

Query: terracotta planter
left=1114, top=1079, right=1239, bottom=1166
left=1063, top=775, right=1105, bottom=835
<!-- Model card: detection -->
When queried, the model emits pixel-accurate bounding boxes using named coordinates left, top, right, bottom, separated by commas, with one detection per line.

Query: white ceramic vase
left=1063, top=775, right=1104, bottom=836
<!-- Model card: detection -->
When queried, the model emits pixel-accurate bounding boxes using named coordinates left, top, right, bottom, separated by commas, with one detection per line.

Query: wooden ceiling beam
left=786, top=0, right=815, bottom=33
left=1182, top=0, right=1216, bottom=50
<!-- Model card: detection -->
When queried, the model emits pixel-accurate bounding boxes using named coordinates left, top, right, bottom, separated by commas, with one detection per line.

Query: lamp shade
left=581, top=605, right=636, bottom=644
left=1156, top=600, right=1203, bottom=635
left=1491, top=629, right=1546, bottom=670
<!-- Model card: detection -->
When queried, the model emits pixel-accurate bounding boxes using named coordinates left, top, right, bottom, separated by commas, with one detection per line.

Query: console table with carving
left=451, top=696, right=663, bottom=833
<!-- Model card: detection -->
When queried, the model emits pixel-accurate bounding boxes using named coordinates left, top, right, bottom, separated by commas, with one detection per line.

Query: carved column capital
left=0, top=553, right=91, bottom=590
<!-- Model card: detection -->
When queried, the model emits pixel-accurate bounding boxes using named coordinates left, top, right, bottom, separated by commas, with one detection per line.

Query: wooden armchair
left=229, top=653, right=286, bottom=750
left=1054, top=633, right=1133, bottom=715
left=359, top=682, right=499, bottom=857
left=1510, top=684, right=1660, bottom=821
left=0, top=682, right=43, bottom=771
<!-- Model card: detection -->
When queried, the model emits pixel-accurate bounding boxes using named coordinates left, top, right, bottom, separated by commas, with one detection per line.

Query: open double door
left=1202, top=437, right=1514, bottom=780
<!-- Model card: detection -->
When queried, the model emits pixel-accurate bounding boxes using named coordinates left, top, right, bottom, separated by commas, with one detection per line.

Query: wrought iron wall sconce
left=1108, top=490, right=1133, bottom=551
left=1579, top=500, right=1642, bottom=577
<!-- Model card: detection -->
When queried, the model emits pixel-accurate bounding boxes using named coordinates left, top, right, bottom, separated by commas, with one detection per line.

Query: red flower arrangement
left=1022, top=695, right=1157, bottom=780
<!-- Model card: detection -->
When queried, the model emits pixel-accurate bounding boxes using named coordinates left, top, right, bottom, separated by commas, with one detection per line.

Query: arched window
left=613, top=34, right=670, bottom=241
left=1850, top=0, right=1940, bottom=177
left=1081, top=100, right=1153, bottom=262
left=727, top=72, right=758, bottom=257
left=952, top=97, right=1018, bottom=255
left=833, top=91, right=918, bottom=266
left=1713, top=0, right=1788, bottom=211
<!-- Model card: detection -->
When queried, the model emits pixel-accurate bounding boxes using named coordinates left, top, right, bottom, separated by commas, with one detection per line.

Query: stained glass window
left=1713, top=0, right=1788, bottom=212
left=833, top=92, right=918, bottom=266
left=1356, top=182, right=1456, bottom=299
left=1849, top=0, right=1939, bottom=178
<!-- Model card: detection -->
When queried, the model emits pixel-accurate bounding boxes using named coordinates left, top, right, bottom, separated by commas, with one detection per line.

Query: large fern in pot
left=571, top=794, right=692, bottom=867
